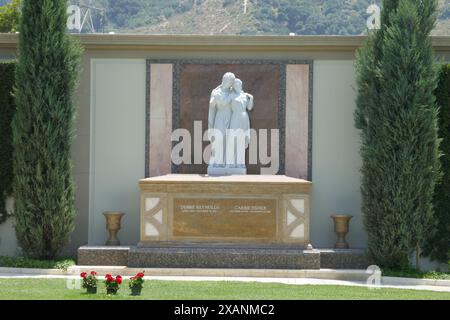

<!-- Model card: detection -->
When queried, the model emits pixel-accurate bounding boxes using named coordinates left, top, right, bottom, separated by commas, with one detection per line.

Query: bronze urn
left=331, top=214, right=353, bottom=249
left=103, top=211, right=125, bottom=246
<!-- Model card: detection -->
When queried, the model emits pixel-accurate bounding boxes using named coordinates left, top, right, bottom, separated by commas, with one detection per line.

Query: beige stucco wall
left=311, top=60, right=365, bottom=248
left=89, top=59, right=146, bottom=246
left=0, top=35, right=448, bottom=257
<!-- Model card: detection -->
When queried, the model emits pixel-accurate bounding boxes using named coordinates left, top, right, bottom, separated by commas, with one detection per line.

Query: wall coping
left=0, top=33, right=449, bottom=52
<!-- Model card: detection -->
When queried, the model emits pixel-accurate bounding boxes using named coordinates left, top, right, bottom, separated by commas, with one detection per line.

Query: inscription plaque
left=173, top=198, right=277, bottom=239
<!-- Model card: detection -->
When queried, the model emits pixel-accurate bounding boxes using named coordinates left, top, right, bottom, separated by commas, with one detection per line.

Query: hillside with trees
left=1, top=0, right=449, bottom=35
left=86, top=0, right=450, bottom=35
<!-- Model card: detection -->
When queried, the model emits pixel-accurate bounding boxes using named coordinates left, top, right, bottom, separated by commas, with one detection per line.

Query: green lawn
left=0, top=279, right=448, bottom=300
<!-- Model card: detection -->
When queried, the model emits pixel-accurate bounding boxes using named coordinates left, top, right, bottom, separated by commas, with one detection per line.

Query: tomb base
left=77, top=246, right=369, bottom=269
left=129, top=244, right=320, bottom=269
left=139, top=174, right=312, bottom=248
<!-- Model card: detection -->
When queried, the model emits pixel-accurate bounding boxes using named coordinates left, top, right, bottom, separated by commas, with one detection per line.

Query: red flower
left=90, top=271, right=97, bottom=276
left=136, top=272, right=144, bottom=278
left=80, top=272, right=87, bottom=278
left=115, top=277, right=122, bottom=284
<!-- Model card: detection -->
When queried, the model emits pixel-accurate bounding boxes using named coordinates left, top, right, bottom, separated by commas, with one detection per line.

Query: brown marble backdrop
left=178, top=64, right=280, bottom=174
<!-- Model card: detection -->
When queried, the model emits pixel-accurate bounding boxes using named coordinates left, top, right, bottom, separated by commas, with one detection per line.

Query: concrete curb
left=1, top=266, right=449, bottom=288
left=66, top=267, right=371, bottom=281
left=0, top=267, right=66, bottom=275
left=382, top=276, right=450, bottom=287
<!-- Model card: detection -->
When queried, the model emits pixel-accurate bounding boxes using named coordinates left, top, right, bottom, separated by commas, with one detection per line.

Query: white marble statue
left=227, top=78, right=254, bottom=168
left=207, top=73, right=253, bottom=176
left=208, top=72, right=235, bottom=169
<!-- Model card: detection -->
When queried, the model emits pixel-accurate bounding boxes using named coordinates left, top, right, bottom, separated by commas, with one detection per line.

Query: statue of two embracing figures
left=207, top=72, right=254, bottom=176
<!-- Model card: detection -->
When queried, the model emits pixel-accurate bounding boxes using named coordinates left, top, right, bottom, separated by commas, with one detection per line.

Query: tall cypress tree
left=13, top=0, right=82, bottom=259
left=355, top=0, right=441, bottom=269
left=425, top=65, right=450, bottom=263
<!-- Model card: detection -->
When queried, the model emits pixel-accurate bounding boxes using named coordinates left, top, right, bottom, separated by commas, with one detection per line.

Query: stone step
left=128, top=246, right=320, bottom=269
left=78, top=245, right=369, bottom=269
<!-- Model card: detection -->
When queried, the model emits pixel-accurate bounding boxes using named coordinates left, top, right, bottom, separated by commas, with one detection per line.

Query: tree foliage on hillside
left=98, top=0, right=383, bottom=34
left=0, top=0, right=20, bottom=32
left=61, top=0, right=447, bottom=35
left=1, top=0, right=446, bottom=34
left=249, top=0, right=381, bottom=35
left=92, top=0, right=201, bottom=29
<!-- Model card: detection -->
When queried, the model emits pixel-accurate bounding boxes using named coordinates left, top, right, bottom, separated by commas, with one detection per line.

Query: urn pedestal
left=331, top=214, right=352, bottom=249
left=103, top=211, right=125, bottom=246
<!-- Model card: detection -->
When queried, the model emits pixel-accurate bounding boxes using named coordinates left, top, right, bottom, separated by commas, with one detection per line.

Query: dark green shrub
left=355, top=0, right=441, bottom=269
left=425, top=65, right=450, bottom=263
left=0, top=255, right=75, bottom=270
left=13, top=0, right=82, bottom=259
left=0, top=61, right=15, bottom=224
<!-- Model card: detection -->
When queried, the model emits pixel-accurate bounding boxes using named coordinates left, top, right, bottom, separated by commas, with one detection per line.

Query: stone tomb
left=128, top=174, right=317, bottom=268
left=139, top=174, right=311, bottom=246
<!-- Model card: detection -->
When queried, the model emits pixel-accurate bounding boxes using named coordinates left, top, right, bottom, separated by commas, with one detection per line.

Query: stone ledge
left=128, top=246, right=320, bottom=269
left=77, top=246, right=370, bottom=270
left=2, top=34, right=448, bottom=52
left=77, top=246, right=130, bottom=266
left=319, top=249, right=369, bottom=269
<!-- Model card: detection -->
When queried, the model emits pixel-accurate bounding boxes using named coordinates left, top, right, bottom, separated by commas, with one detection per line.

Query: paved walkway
left=0, top=273, right=449, bottom=293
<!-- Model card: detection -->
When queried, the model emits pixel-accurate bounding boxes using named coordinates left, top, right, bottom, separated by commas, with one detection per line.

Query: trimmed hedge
left=0, top=61, right=15, bottom=224
left=0, top=256, right=75, bottom=270
left=425, top=64, right=450, bottom=263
